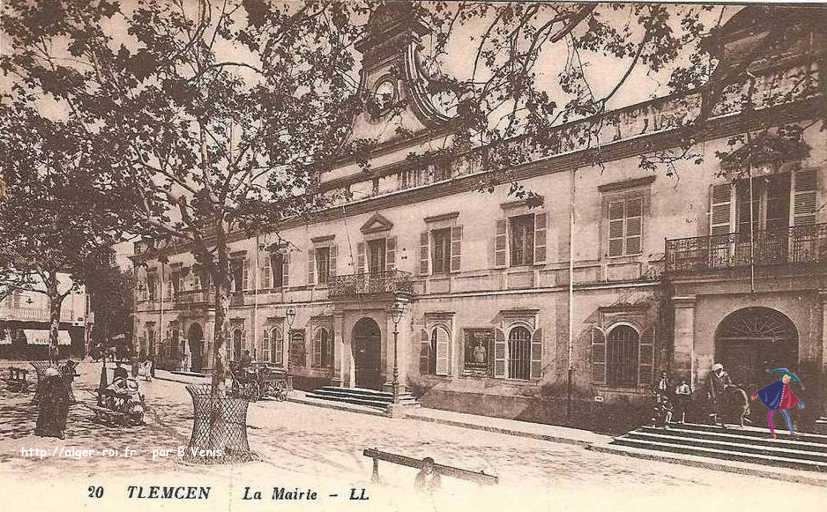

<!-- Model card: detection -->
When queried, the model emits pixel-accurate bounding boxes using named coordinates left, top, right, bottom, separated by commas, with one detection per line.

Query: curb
left=406, top=413, right=597, bottom=448
left=286, top=395, right=387, bottom=417
left=589, top=442, right=827, bottom=488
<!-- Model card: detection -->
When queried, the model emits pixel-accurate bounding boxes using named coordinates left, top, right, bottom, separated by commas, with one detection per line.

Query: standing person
left=656, top=371, right=672, bottom=402
left=752, top=368, right=803, bottom=439
left=414, top=457, right=442, bottom=494
left=674, top=379, right=692, bottom=424
left=60, top=359, right=78, bottom=404
left=34, top=367, right=70, bottom=439
left=707, top=363, right=733, bottom=427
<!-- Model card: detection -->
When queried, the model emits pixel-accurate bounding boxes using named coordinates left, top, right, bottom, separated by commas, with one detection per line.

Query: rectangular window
left=367, top=239, right=386, bottom=274
left=271, top=253, right=284, bottom=288
left=431, top=228, right=452, bottom=274
left=147, top=275, right=158, bottom=300
left=735, top=175, right=792, bottom=238
left=509, top=214, right=534, bottom=266
left=231, top=259, right=244, bottom=292
left=316, top=247, right=330, bottom=285
left=607, top=196, right=643, bottom=257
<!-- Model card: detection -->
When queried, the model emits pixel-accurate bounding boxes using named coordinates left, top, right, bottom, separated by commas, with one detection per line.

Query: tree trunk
left=210, top=224, right=231, bottom=395
left=46, top=272, right=64, bottom=362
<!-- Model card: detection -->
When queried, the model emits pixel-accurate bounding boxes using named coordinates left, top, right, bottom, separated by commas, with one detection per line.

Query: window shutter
left=591, top=327, right=606, bottom=384
left=261, top=254, right=271, bottom=289
left=307, top=248, right=315, bottom=285
left=419, top=329, right=430, bottom=374
left=435, top=328, right=450, bottom=376
left=312, top=329, right=322, bottom=368
left=450, top=226, right=462, bottom=273
left=530, top=328, right=543, bottom=379
left=242, top=329, right=247, bottom=352
left=274, top=327, right=283, bottom=366
left=329, top=245, right=337, bottom=278
left=282, top=252, right=290, bottom=287
left=419, top=232, right=430, bottom=275
left=386, top=236, right=397, bottom=271
left=263, top=329, right=270, bottom=362
left=242, top=260, right=249, bottom=290
left=494, top=219, right=507, bottom=268
left=709, top=183, right=734, bottom=235
left=534, top=213, right=547, bottom=264
left=638, top=326, right=655, bottom=385
left=357, top=242, right=365, bottom=274
left=494, top=328, right=506, bottom=378
left=792, top=169, right=818, bottom=226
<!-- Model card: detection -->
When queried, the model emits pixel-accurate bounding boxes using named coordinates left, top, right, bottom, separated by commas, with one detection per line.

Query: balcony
left=329, top=270, right=414, bottom=300
left=174, top=289, right=213, bottom=306
left=665, top=223, right=827, bottom=274
left=0, top=306, right=78, bottom=323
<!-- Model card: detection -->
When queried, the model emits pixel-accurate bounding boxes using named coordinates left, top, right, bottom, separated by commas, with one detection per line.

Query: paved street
left=0, top=362, right=823, bottom=511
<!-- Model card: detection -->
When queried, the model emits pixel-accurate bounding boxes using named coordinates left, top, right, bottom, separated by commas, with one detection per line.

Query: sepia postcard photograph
left=0, top=1, right=826, bottom=510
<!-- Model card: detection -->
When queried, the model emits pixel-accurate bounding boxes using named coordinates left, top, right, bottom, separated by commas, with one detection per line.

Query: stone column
left=819, top=290, right=827, bottom=418
left=332, top=311, right=345, bottom=387
left=672, top=296, right=697, bottom=389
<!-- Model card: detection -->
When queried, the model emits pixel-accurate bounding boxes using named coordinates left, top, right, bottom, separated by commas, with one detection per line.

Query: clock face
left=374, top=80, right=396, bottom=111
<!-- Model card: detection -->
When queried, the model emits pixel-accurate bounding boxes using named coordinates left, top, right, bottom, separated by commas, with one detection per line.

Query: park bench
left=4, top=367, right=30, bottom=392
left=362, top=448, right=499, bottom=486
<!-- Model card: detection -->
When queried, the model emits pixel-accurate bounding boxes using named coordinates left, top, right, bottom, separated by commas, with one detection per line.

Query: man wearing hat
left=752, top=368, right=803, bottom=438
left=707, top=362, right=733, bottom=427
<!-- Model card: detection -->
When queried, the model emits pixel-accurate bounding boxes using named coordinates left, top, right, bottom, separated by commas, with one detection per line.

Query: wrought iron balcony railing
left=665, top=223, right=827, bottom=274
left=329, top=270, right=414, bottom=299
left=174, top=289, right=213, bottom=306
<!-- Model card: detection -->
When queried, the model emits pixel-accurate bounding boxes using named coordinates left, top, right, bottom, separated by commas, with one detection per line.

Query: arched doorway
left=352, top=318, right=382, bottom=390
left=187, top=323, right=204, bottom=373
left=715, top=307, right=798, bottom=391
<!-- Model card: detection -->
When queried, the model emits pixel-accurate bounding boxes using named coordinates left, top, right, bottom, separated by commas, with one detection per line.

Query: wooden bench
left=85, top=404, right=129, bottom=426
left=4, top=367, right=30, bottom=392
left=362, top=448, right=499, bottom=486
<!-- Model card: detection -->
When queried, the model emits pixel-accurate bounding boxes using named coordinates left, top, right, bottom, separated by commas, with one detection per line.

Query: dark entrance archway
left=352, top=318, right=382, bottom=390
left=715, top=307, right=798, bottom=392
left=187, top=323, right=204, bottom=373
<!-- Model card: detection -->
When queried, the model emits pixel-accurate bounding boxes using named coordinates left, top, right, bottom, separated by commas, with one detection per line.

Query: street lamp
left=285, top=306, right=296, bottom=369
left=389, top=299, right=405, bottom=406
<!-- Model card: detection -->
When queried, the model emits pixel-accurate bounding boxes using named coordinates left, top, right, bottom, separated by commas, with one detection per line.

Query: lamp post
left=388, top=300, right=405, bottom=406
left=285, top=306, right=296, bottom=367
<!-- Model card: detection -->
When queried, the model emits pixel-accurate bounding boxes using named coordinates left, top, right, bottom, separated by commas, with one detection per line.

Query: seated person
left=113, top=362, right=129, bottom=382
left=414, top=457, right=442, bottom=494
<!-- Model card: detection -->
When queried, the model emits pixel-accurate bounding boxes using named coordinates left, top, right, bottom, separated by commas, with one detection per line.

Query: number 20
left=88, top=486, right=104, bottom=498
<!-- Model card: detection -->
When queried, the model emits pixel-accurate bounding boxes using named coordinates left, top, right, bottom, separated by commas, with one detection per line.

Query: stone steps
left=306, top=386, right=420, bottom=410
left=609, top=422, right=827, bottom=473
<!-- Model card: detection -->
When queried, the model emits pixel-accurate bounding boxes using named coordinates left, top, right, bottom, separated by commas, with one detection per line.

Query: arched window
left=428, top=329, right=438, bottom=375
left=607, top=325, right=639, bottom=387
left=508, top=326, right=531, bottom=380
left=290, top=330, right=306, bottom=367
left=262, top=329, right=271, bottom=362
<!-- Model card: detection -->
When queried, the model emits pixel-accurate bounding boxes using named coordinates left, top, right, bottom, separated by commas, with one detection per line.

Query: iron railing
left=329, top=270, right=414, bottom=299
left=174, top=289, right=213, bottom=306
left=665, top=223, right=827, bottom=273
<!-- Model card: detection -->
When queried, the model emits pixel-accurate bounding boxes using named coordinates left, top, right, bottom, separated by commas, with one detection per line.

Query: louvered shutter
left=312, top=329, right=322, bottom=368
left=534, top=212, right=547, bottom=264
left=494, top=328, right=506, bottom=378
left=591, top=327, right=606, bottom=384
left=494, top=219, right=507, bottom=267
left=242, top=260, right=249, bottom=290
left=792, top=169, right=818, bottom=226
left=419, top=329, right=430, bottom=374
left=638, top=326, right=655, bottom=385
left=307, top=248, right=315, bottom=285
left=419, top=232, right=430, bottom=275
left=709, top=183, right=734, bottom=235
left=274, top=327, right=283, bottom=366
left=263, top=329, right=270, bottom=362
left=242, top=329, right=247, bottom=353
left=450, top=226, right=462, bottom=273
left=282, top=252, right=290, bottom=287
left=261, top=254, right=271, bottom=289
left=530, top=328, right=543, bottom=379
left=386, top=236, right=397, bottom=271
left=435, top=328, right=450, bottom=376
left=329, top=245, right=337, bottom=278
left=357, top=242, right=365, bottom=274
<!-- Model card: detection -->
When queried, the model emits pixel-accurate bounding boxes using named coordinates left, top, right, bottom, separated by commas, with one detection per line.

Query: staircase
left=305, top=386, right=420, bottom=410
left=607, top=422, right=827, bottom=473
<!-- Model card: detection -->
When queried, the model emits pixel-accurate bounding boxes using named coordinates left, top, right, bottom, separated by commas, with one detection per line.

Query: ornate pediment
left=360, top=213, right=394, bottom=234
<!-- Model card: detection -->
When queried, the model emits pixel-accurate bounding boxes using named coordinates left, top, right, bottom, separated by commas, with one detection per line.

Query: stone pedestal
left=385, top=403, right=408, bottom=419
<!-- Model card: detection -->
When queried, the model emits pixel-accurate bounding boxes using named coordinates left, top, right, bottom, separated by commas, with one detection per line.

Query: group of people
left=34, top=360, right=78, bottom=439
left=651, top=363, right=805, bottom=438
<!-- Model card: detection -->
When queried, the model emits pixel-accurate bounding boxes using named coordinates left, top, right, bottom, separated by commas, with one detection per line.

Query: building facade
left=131, top=6, right=826, bottom=430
